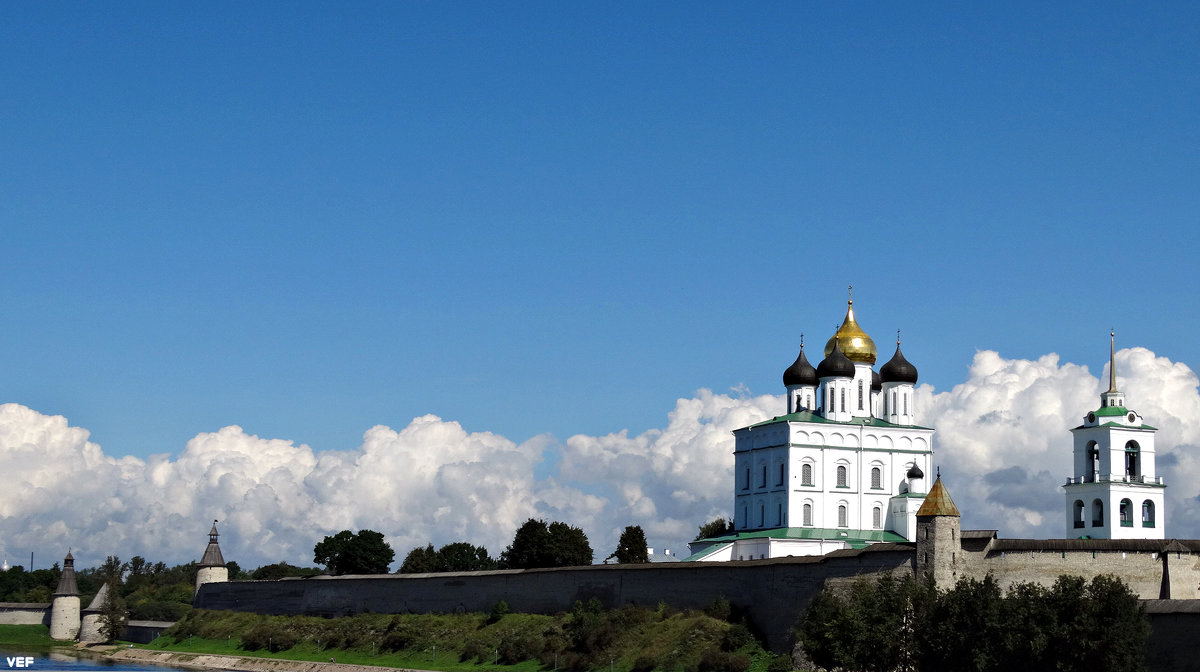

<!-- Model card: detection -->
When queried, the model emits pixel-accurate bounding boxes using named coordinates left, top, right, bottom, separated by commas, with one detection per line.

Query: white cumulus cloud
left=1, top=347, right=1198, bottom=571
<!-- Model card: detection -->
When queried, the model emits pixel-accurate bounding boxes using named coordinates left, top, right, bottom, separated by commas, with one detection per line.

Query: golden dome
left=824, top=300, right=877, bottom=365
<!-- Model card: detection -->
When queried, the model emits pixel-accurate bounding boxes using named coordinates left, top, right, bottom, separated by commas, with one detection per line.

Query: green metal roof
left=744, top=411, right=931, bottom=431
left=1094, top=405, right=1130, bottom=416
left=694, top=526, right=908, bottom=545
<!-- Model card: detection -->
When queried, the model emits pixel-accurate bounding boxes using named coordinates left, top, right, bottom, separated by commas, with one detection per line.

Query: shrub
left=488, top=600, right=510, bottom=624
left=704, top=597, right=732, bottom=622
left=721, top=623, right=754, bottom=651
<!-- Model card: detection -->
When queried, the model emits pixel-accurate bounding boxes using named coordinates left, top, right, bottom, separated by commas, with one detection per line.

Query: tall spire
left=1108, top=330, right=1118, bottom=393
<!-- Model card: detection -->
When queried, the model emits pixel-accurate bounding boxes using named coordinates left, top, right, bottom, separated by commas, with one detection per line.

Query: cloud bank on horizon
left=2, top=347, right=1199, bottom=570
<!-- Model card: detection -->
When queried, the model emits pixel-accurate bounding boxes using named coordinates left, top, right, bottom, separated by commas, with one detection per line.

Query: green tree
left=249, top=561, right=321, bottom=581
left=98, top=556, right=127, bottom=643
left=313, top=529, right=395, bottom=575
left=399, top=544, right=439, bottom=573
left=614, top=526, right=649, bottom=564
left=501, top=519, right=593, bottom=569
left=437, top=542, right=497, bottom=571
left=695, top=517, right=734, bottom=540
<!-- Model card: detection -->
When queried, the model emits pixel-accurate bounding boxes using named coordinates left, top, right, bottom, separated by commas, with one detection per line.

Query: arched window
left=1120, top=499, right=1133, bottom=527
left=837, top=504, right=848, bottom=528
left=1125, top=441, right=1141, bottom=479
left=871, top=467, right=882, bottom=489
left=840, top=389, right=846, bottom=413
left=744, top=467, right=750, bottom=490
left=872, top=506, right=881, bottom=529
left=1142, top=500, right=1155, bottom=528
left=836, top=465, right=848, bottom=488
left=740, top=505, right=747, bottom=528
left=758, top=504, right=764, bottom=527
left=778, top=463, right=785, bottom=486
left=1086, top=441, right=1099, bottom=481
left=776, top=502, right=783, bottom=526
left=760, top=464, right=767, bottom=487
left=1092, top=499, right=1104, bottom=526
left=1073, top=500, right=1085, bottom=529
left=858, top=383, right=864, bottom=410
left=890, top=390, right=897, bottom=414
left=802, top=463, right=814, bottom=486
left=803, top=502, right=813, bottom=526
left=903, top=393, right=908, bottom=416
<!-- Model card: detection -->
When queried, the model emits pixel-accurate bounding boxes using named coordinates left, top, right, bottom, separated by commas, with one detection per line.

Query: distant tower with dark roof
left=195, top=520, right=229, bottom=593
left=49, top=551, right=81, bottom=640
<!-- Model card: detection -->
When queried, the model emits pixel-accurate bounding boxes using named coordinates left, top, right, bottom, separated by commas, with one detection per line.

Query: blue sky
left=3, top=2, right=1198, bottom=464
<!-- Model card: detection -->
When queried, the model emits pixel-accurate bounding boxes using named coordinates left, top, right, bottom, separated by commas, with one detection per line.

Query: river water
left=0, top=646, right=197, bottom=672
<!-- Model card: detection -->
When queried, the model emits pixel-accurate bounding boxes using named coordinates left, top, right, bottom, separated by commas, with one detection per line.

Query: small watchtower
left=49, top=552, right=81, bottom=640
left=195, top=520, right=229, bottom=593
left=915, top=473, right=961, bottom=587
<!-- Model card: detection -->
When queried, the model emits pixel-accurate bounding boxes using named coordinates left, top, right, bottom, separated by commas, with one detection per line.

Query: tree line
left=800, top=572, right=1149, bottom=672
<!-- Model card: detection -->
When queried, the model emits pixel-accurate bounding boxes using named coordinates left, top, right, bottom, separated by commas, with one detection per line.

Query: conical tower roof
left=53, top=552, right=79, bottom=596
left=915, top=475, right=960, bottom=517
left=82, top=582, right=109, bottom=613
left=199, top=520, right=226, bottom=567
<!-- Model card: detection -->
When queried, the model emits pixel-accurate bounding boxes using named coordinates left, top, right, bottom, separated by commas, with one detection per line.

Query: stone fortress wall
left=195, top=534, right=1200, bottom=658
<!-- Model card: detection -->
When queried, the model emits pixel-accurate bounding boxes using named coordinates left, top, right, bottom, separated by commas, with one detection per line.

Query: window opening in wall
left=840, top=389, right=846, bottom=413
left=858, top=383, right=864, bottom=410
left=1073, top=500, right=1085, bottom=529
left=872, top=506, right=881, bottom=529
left=871, top=467, right=881, bottom=489
left=761, top=465, right=767, bottom=487
left=837, top=504, right=848, bottom=527
left=837, top=465, right=848, bottom=488
left=1120, top=499, right=1133, bottom=527
left=758, top=504, right=764, bottom=527
left=803, top=503, right=812, bottom=526
left=802, top=463, right=813, bottom=486
left=1126, top=441, right=1140, bottom=479
left=776, top=502, right=782, bottom=526
left=890, top=390, right=897, bottom=414
left=1086, top=442, right=1099, bottom=481
left=1143, top=500, right=1155, bottom=527
left=1093, top=499, right=1104, bottom=526
left=778, top=463, right=785, bottom=486
left=903, top=393, right=908, bottom=416
left=744, top=468, right=750, bottom=490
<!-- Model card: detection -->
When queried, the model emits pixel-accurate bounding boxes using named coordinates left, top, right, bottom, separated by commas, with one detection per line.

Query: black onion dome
left=817, top=340, right=856, bottom=379
left=907, top=463, right=924, bottom=479
left=783, top=347, right=819, bottom=387
left=871, top=369, right=882, bottom=392
left=880, top=343, right=919, bottom=384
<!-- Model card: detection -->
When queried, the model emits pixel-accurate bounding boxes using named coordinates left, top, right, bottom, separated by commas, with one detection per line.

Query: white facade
left=1063, top=336, right=1165, bottom=539
left=690, top=298, right=934, bottom=561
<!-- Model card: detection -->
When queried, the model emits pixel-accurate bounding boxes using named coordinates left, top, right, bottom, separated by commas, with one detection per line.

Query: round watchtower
left=49, top=552, right=81, bottom=641
left=195, top=520, right=229, bottom=593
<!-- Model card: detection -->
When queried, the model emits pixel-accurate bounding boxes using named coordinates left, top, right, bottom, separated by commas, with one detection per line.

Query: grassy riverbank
left=0, top=624, right=59, bottom=646
left=146, top=603, right=789, bottom=672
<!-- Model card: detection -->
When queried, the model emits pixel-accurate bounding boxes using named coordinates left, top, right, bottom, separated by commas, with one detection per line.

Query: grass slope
left=0, top=625, right=58, bottom=646
left=146, top=603, right=791, bottom=672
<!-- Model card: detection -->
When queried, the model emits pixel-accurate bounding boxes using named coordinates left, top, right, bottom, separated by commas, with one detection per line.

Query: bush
left=497, top=630, right=542, bottom=664
left=488, top=599, right=510, bottom=624
left=704, top=597, right=732, bottom=622
left=241, top=621, right=298, bottom=652
left=766, top=654, right=793, bottom=672
left=460, top=638, right=491, bottom=663
left=696, top=649, right=751, bottom=672
left=721, top=623, right=754, bottom=651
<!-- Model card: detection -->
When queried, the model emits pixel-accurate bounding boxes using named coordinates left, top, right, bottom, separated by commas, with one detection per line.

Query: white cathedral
left=687, top=299, right=1166, bottom=562
left=688, top=296, right=933, bottom=561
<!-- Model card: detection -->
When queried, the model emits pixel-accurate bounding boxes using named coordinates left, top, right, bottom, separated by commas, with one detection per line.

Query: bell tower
left=1063, top=333, right=1164, bottom=539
